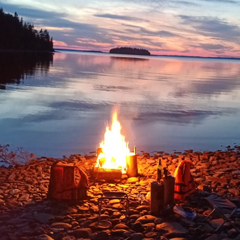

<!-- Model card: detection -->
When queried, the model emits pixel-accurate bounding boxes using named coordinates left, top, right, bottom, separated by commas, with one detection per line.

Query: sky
left=1, top=0, right=240, bottom=57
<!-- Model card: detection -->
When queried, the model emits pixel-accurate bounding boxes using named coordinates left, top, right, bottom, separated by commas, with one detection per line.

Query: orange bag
left=174, top=159, right=195, bottom=201
left=48, top=161, right=89, bottom=200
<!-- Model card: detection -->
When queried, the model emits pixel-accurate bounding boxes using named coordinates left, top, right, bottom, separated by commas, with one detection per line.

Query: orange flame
left=95, top=111, right=130, bottom=173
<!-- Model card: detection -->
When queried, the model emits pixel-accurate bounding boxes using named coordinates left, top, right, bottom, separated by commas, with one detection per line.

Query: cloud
left=1, top=0, right=240, bottom=56
left=94, top=13, right=148, bottom=22
left=0, top=2, right=63, bottom=19
left=171, top=1, right=199, bottom=6
left=200, top=0, right=239, bottom=4
left=179, top=15, right=240, bottom=43
left=191, top=43, right=230, bottom=52
left=122, top=24, right=178, bottom=38
left=137, top=28, right=177, bottom=38
left=53, top=40, right=68, bottom=47
left=40, top=15, right=115, bottom=46
left=0, top=1, right=114, bottom=47
left=197, top=43, right=227, bottom=50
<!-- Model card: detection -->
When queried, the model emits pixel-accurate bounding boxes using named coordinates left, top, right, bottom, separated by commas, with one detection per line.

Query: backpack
left=48, top=161, right=89, bottom=200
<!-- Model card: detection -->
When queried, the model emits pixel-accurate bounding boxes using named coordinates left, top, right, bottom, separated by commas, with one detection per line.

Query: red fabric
left=174, top=160, right=196, bottom=201
left=48, top=162, right=88, bottom=200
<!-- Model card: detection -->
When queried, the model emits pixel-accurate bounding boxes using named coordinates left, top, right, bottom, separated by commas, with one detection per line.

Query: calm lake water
left=1, top=51, right=240, bottom=158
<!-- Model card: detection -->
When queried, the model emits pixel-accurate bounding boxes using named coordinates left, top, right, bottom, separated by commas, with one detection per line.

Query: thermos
left=126, top=147, right=138, bottom=177
left=151, top=164, right=175, bottom=215
left=163, top=174, right=175, bottom=206
left=150, top=181, right=164, bottom=215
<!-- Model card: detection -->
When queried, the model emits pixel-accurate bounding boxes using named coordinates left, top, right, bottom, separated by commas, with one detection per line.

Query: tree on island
left=110, top=47, right=150, bottom=55
left=0, top=8, right=53, bottom=52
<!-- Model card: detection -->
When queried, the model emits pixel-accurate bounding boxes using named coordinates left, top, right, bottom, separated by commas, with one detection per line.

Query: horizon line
left=54, top=48, right=240, bottom=60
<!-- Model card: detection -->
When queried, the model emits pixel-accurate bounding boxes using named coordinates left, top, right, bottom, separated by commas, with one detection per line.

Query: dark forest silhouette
left=110, top=47, right=150, bottom=55
left=0, top=52, right=53, bottom=89
left=0, top=8, right=53, bottom=52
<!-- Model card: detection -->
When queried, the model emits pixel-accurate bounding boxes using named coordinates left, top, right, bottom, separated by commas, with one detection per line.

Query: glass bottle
left=157, top=158, right=163, bottom=182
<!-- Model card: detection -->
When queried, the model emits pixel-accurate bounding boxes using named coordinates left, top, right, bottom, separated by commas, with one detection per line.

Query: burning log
left=94, top=111, right=138, bottom=180
left=93, top=167, right=122, bottom=180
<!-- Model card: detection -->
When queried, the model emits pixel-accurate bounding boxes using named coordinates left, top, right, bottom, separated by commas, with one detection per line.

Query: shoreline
left=0, top=148, right=239, bottom=239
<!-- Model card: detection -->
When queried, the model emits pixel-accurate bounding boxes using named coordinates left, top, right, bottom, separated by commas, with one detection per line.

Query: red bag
left=48, top=161, right=89, bottom=200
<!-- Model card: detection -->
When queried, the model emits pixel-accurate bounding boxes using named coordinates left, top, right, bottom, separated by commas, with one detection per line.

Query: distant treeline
left=110, top=47, right=150, bottom=55
left=0, top=8, right=53, bottom=52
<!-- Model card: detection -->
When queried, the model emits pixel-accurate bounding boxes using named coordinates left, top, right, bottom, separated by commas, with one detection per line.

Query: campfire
left=93, top=111, right=137, bottom=180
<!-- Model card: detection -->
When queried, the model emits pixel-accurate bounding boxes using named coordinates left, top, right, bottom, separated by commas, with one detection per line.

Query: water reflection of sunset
left=1, top=52, right=240, bottom=157
left=51, top=53, right=240, bottom=106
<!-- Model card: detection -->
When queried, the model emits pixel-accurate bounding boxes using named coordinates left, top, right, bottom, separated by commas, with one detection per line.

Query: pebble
left=136, top=215, right=157, bottom=224
left=72, top=228, right=92, bottom=238
left=0, top=148, right=239, bottom=239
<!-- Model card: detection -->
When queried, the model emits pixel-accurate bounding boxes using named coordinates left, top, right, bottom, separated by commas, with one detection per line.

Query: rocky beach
left=0, top=147, right=240, bottom=240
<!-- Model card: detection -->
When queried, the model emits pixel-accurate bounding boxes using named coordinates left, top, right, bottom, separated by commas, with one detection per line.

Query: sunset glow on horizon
left=1, top=0, right=240, bottom=58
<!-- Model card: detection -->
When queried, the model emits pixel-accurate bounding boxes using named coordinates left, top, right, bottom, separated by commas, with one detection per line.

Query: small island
left=110, top=47, right=151, bottom=55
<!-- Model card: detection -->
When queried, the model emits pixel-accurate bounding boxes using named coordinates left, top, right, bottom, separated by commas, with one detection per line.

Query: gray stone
left=36, top=234, right=54, bottom=240
left=80, top=219, right=93, bottom=228
left=204, top=234, right=222, bottom=240
left=92, top=231, right=109, bottom=240
left=170, top=238, right=188, bottom=240
left=114, top=223, right=129, bottom=230
left=136, top=205, right=150, bottom=211
left=7, top=172, right=16, bottom=181
left=50, top=222, right=72, bottom=230
left=8, top=189, right=20, bottom=195
left=209, top=218, right=224, bottom=229
left=33, top=211, right=52, bottom=224
left=72, top=227, right=92, bottom=238
left=89, top=220, right=112, bottom=230
left=228, top=188, right=239, bottom=197
left=62, top=236, right=76, bottom=240
left=145, top=232, right=158, bottom=238
left=180, top=218, right=196, bottom=227
left=135, top=215, right=157, bottom=224
left=127, top=177, right=139, bottom=183
left=130, top=232, right=144, bottom=240
left=142, top=222, right=155, bottom=228
left=111, top=229, right=129, bottom=236
left=18, top=193, right=30, bottom=201
left=7, top=217, right=27, bottom=225
left=132, top=222, right=144, bottom=232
